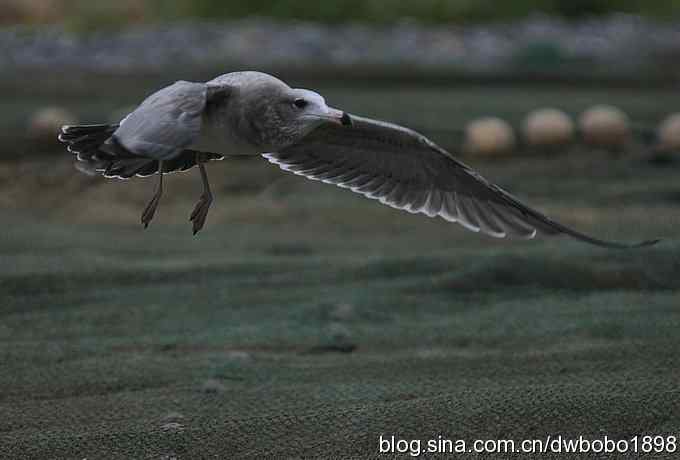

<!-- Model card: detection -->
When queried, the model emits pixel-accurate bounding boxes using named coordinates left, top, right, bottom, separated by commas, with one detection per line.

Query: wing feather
left=264, top=114, right=657, bottom=248
left=111, top=80, right=230, bottom=161
left=455, top=194, right=481, bottom=233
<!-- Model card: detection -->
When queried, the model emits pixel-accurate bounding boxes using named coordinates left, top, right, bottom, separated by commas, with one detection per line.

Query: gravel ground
left=2, top=14, right=680, bottom=78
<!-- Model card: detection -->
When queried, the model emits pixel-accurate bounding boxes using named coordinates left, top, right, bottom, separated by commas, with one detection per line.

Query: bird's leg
left=141, top=161, right=164, bottom=229
left=190, top=154, right=213, bottom=235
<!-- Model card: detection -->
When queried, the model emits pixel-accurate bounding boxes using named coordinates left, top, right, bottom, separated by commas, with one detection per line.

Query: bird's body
left=59, top=71, right=657, bottom=248
left=190, top=72, right=277, bottom=156
left=190, top=110, right=260, bottom=157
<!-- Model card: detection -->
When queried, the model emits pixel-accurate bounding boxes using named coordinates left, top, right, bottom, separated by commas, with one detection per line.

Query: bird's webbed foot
left=190, top=191, right=213, bottom=235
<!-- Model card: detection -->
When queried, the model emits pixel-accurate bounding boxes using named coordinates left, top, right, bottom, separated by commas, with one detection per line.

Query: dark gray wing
left=264, top=114, right=658, bottom=249
left=111, top=80, right=229, bottom=160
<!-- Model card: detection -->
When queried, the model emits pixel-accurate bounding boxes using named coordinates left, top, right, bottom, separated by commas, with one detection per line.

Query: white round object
left=657, top=113, right=680, bottom=151
left=29, top=106, right=78, bottom=143
left=522, top=108, right=574, bottom=147
left=463, top=117, right=516, bottom=156
left=578, top=105, right=630, bottom=148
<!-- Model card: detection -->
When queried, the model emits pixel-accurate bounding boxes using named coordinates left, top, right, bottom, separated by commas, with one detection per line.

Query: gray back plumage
left=112, top=81, right=209, bottom=160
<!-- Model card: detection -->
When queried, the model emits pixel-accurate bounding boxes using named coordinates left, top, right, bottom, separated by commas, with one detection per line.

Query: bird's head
left=286, top=88, right=353, bottom=131
left=238, top=74, right=352, bottom=149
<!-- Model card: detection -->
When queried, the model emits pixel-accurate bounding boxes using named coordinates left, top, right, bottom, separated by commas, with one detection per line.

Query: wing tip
left=628, top=238, right=661, bottom=249
left=575, top=235, right=662, bottom=250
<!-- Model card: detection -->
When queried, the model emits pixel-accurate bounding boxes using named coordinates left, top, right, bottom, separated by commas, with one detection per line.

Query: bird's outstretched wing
left=264, top=114, right=658, bottom=249
left=110, top=80, right=230, bottom=160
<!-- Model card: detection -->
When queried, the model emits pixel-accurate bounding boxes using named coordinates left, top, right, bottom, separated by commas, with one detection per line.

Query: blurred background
left=2, top=2, right=680, bottom=458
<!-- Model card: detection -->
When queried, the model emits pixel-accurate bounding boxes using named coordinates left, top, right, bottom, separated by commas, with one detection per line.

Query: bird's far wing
left=264, top=114, right=658, bottom=249
left=110, top=80, right=230, bottom=160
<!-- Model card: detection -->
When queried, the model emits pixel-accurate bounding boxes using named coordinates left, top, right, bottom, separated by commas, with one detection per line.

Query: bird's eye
left=293, top=98, right=308, bottom=109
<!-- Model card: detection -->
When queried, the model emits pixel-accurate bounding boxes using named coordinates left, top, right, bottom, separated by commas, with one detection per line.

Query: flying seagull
left=58, top=71, right=657, bottom=248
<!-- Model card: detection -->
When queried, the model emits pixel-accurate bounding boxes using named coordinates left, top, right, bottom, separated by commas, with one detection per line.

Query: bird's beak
left=326, top=108, right=353, bottom=127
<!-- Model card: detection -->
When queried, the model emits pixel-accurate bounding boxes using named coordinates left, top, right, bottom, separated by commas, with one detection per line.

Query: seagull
left=58, top=71, right=657, bottom=248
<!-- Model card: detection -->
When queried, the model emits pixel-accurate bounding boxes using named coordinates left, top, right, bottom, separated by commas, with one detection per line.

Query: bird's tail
left=58, top=124, right=223, bottom=179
